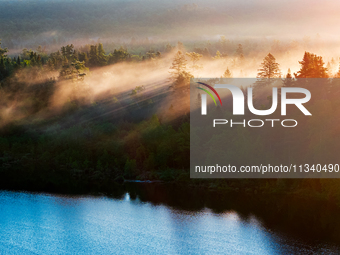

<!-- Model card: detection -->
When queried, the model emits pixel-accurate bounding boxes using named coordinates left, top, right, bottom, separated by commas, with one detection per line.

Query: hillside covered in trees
left=1, top=33, right=340, bottom=207
left=2, top=0, right=340, bottom=207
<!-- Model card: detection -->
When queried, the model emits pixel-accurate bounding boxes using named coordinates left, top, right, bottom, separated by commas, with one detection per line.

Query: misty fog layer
left=2, top=0, right=340, bottom=218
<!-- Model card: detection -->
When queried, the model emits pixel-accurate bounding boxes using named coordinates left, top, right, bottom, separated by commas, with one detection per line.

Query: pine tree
left=16, top=56, right=21, bottom=68
left=61, top=46, right=66, bottom=57
left=47, top=59, right=54, bottom=71
left=257, top=53, right=281, bottom=79
left=169, top=51, right=192, bottom=90
left=213, top=51, right=221, bottom=59
left=236, top=44, right=244, bottom=61
left=294, top=52, right=328, bottom=78
left=222, top=67, right=232, bottom=78
left=89, top=45, right=100, bottom=67
left=108, top=48, right=129, bottom=64
left=0, top=40, right=8, bottom=58
left=169, top=51, right=187, bottom=80
left=185, top=52, right=203, bottom=73
left=78, top=52, right=89, bottom=65
left=283, top=68, right=294, bottom=87
left=0, top=57, right=6, bottom=80
left=37, top=54, right=42, bottom=66
left=0, top=58, right=5, bottom=71
left=98, top=43, right=107, bottom=66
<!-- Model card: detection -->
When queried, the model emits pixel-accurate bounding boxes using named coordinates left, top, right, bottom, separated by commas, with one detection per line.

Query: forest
left=2, top=0, right=340, bottom=208
left=1, top=33, right=340, bottom=208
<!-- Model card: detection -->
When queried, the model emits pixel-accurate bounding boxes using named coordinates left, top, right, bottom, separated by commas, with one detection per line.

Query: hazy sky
left=2, top=0, right=340, bottom=38
left=2, top=0, right=340, bottom=50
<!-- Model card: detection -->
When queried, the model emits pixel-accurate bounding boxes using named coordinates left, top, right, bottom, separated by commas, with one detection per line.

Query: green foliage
left=0, top=40, right=8, bottom=58
left=108, top=48, right=130, bottom=64
left=0, top=40, right=9, bottom=80
left=124, top=158, right=137, bottom=178
left=169, top=51, right=193, bottom=91
left=1, top=34, right=340, bottom=207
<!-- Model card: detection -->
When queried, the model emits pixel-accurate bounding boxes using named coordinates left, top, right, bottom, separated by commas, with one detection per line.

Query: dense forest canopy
left=1, top=0, right=340, bottom=204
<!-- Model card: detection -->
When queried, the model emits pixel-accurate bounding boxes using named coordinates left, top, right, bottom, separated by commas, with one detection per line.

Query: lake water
left=0, top=184, right=339, bottom=254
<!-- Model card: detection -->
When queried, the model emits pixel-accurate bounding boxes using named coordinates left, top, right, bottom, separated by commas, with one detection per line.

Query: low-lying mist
left=1, top=39, right=338, bottom=132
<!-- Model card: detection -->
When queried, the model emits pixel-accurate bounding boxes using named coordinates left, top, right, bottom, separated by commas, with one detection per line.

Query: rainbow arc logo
left=197, top=82, right=222, bottom=106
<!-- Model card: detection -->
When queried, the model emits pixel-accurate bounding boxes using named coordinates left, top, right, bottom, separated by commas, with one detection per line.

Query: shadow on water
left=1, top=183, right=340, bottom=254
left=106, top=182, right=340, bottom=248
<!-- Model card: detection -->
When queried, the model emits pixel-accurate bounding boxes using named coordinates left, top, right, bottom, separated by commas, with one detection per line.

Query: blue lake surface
left=0, top=190, right=339, bottom=254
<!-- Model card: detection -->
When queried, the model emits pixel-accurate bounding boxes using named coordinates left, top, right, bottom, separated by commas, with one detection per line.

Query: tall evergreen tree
left=185, top=52, right=203, bottom=73
left=169, top=50, right=192, bottom=90
left=294, top=52, right=328, bottom=78
left=108, top=48, right=129, bottom=64
left=89, top=45, right=100, bottom=67
left=0, top=58, right=5, bottom=71
left=257, top=53, right=281, bottom=79
left=222, top=67, right=232, bottom=78
left=78, top=52, right=89, bottom=65
left=97, top=43, right=107, bottom=66
left=236, top=44, right=244, bottom=61
left=0, top=40, right=8, bottom=58
left=283, top=68, right=294, bottom=86
left=0, top=57, right=6, bottom=80
left=169, top=51, right=187, bottom=80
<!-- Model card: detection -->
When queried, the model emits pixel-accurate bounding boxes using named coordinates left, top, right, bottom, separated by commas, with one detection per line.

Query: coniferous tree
left=169, top=51, right=187, bottom=80
left=185, top=52, right=203, bottom=73
left=0, top=57, right=6, bottom=80
left=0, top=57, right=5, bottom=71
left=78, top=52, right=89, bottom=65
left=47, top=59, right=54, bottom=71
left=0, top=40, right=8, bottom=58
left=283, top=68, right=294, bottom=87
left=98, top=43, right=107, bottom=66
left=37, top=54, right=42, bottom=66
left=222, top=67, right=232, bottom=78
left=257, top=53, right=281, bottom=79
left=108, top=48, right=129, bottom=64
left=89, top=45, right=100, bottom=67
left=294, top=52, right=328, bottom=78
left=236, top=44, right=244, bottom=61
left=213, top=51, right=222, bottom=59
left=169, top=50, right=193, bottom=90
